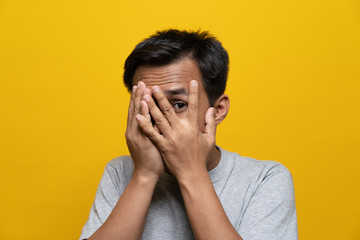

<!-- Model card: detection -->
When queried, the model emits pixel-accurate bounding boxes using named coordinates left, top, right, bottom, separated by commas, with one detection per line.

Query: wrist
left=176, top=167, right=209, bottom=188
left=132, top=168, right=161, bottom=185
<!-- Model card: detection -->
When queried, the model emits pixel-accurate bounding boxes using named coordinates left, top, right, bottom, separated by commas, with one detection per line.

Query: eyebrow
left=164, top=88, right=187, bottom=96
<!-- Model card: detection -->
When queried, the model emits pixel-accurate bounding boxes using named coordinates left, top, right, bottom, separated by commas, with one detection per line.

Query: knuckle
left=147, top=130, right=156, bottom=139
left=125, top=135, right=133, bottom=145
left=190, top=88, right=197, bottom=94
left=156, top=92, right=165, bottom=100
left=156, top=94, right=168, bottom=104
left=158, top=143, right=168, bottom=153
left=133, top=108, right=139, bottom=114
left=190, top=104, right=197, bottom=111
left=125, top=131, right=132, bottom=141
left=147, top=101, right=156, bottom=110
left=162, top=105, right=174, bottom=117
left=155, top=116, right=165, bottom=125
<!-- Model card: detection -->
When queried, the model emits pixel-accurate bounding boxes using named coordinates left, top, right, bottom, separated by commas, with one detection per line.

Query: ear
left=213, top=94, right=230, bottom=126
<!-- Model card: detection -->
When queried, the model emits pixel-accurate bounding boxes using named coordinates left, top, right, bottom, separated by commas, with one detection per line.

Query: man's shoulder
left=106, top=155, right=133, bottom=168
left=103, top=155, right=134, bottom=180
left=219, top=147, right=293, bottom=182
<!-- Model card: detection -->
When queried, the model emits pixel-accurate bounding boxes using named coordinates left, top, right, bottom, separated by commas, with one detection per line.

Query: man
left=80, top=29, right=298, bottom=240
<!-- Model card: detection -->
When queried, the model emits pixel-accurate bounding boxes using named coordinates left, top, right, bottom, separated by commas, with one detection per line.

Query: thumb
left=204, top=107, right=216, bottom=141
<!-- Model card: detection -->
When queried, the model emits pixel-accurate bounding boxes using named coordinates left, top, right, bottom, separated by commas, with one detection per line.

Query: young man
left=80, top=29, right=298, bottom=240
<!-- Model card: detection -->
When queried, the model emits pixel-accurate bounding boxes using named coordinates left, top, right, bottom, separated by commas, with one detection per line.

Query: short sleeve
left=79, top=163, right=122, bottom=240
left=238, top=164, right=298, bottom=240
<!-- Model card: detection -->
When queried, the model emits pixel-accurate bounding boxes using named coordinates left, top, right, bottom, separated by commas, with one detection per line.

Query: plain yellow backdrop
left=1, top=0, right=359, bottom=239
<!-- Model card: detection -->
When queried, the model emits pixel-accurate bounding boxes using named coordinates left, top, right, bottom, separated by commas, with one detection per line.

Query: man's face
left=132, top=58, right=210, bottom=133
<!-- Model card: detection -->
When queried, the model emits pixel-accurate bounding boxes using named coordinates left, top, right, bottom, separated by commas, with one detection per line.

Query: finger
left=144, top=87, right=152, bottom=96
left=152, top=86, right=178, bottom=126
left=135, top=114, right=165, bottom=146
left=127, top=85, right=137, bottom=125
left=154, top=123, right=161, bottom=134
left=140, top=100, right=151, bottom=122
left=204, top=107, right=216, bottom=142
left=188, top=80, right=199, bottom=125
left=134, top=81, right=145, bottom=115
left=143, top=93, right=173, bottom=137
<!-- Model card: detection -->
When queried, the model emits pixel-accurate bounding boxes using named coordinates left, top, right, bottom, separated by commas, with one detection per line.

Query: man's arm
left=136, top=80, right=243, bottom=240
left=87, top=171, right=158, bottom=240
left=178, top=166, right=242, bottom=240
left=88, top=82, right=164, bottom=240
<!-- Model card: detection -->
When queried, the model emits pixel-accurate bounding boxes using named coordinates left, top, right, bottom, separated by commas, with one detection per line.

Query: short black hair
left=123, top=29, right=229, bottom=106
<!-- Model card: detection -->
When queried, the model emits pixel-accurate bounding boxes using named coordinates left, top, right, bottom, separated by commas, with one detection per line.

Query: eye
left=172, top=101, right=187, bottom=112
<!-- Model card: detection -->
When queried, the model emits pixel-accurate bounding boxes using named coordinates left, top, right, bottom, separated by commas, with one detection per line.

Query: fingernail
left=138, top=81, right=143, bottom=88
left=136, top=115, right=141, bottom=121
left=191, top=80, right=198, bottom=86
left=152, top=86, right=159, bottom=93
left=132, top=85, right=137, bottom=92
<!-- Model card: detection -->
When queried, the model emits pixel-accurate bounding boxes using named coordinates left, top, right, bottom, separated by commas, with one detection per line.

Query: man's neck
left=206, top=146, right=221, bottom=172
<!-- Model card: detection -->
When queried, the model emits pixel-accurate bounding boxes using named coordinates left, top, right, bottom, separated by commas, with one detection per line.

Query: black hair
left=123, top=29, right=229, bottom=106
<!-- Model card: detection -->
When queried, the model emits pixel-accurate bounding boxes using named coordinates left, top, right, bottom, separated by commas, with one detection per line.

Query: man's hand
left=125, top=81, right=164, bottom=180
left=89, top=81, right=166, bottom=240
left=135, top=80, right=215, bottom=182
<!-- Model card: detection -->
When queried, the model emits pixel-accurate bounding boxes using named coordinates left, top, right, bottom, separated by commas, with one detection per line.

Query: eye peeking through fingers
left=172, top=101, right=188, bottom=112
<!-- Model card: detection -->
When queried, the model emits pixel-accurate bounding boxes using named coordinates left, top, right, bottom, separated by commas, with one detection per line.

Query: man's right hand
left=89, top=82, right=163, bottom=240
left=125, top=81, right=164, bottom=181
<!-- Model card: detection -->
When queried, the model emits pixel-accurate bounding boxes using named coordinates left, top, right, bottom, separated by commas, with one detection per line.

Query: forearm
left=178, top=170, right=243, bottom=240
left=88, top=171, right=158, bottom=240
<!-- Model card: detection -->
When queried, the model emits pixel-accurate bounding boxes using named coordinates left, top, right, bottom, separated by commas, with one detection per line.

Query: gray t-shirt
left=80, top=147, right=298, bottom=239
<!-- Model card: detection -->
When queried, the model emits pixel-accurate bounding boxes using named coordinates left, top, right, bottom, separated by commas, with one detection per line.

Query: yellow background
left=0, top=0, right=359, bottom=239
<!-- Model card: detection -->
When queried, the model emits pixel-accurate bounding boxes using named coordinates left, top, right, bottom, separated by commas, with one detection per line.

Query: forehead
left=132, top=58, right=203, bottom=90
